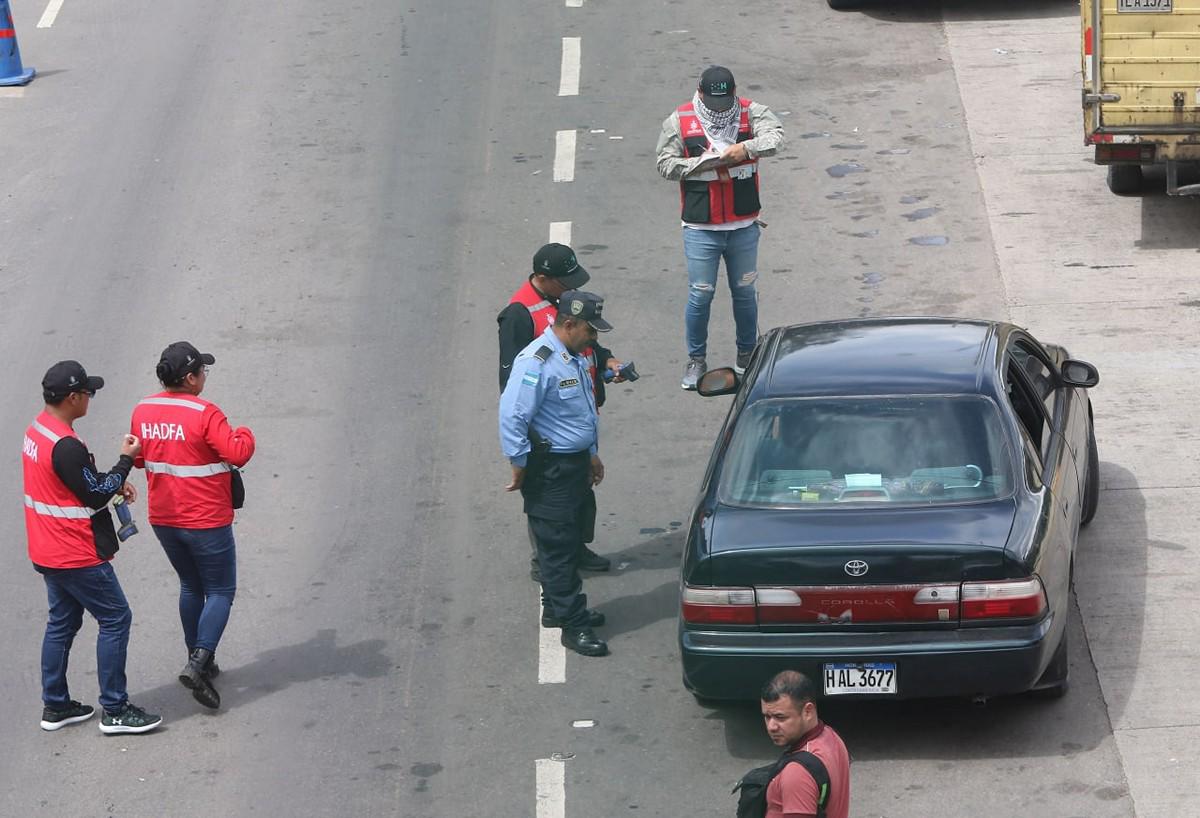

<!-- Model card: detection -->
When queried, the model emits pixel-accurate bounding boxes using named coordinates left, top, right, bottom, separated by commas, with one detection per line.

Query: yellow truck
left=1082, top=0, right=1200, bottom=194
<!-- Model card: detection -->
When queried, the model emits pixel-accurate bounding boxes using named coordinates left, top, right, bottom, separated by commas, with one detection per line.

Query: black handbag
left=230, top=467, right=245, bottom=509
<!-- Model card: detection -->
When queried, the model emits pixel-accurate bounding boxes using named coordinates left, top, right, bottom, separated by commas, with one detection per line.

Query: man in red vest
left=498, top=243, right=624, bottom=581
left=129, top=341, right=256, bottom=710
left=24, top=360, right=163, bottom=734
left=655, top=65, right=786, bottom=390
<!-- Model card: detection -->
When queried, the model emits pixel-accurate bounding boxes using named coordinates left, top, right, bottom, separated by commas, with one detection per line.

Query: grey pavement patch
left=903, top=207, right=941, bottom=221
left=827, top=163, right=866, bottom=178
left=909, top=235, right=950, bottom=246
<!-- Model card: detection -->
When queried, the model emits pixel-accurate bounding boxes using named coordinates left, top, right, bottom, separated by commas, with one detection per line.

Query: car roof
left=760, top=317, right=1001, bottom=398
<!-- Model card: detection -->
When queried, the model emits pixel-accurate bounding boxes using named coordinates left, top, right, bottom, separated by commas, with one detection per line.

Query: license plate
left=1118, top=0, right=1171, bottom=12
left=823, top=662, right=897, bottom=695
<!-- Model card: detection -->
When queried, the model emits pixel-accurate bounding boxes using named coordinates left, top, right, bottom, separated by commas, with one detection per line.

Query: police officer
left=498, top=243, right=623, bottom=582
left=499, top=291, right=613, bottom=657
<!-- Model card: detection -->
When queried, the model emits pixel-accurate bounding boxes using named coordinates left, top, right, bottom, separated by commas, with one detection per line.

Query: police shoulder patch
left=522, top=371, right=540, bottom=387
left=533, top=345, right=553, bottom=363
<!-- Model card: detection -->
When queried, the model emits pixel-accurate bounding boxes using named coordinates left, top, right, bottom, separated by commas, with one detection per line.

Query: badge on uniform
left=523, top=372, right=540, bottom=387
left=560, top=351, right=570, bottom=363
left=558, top=378, right=580, bottom=389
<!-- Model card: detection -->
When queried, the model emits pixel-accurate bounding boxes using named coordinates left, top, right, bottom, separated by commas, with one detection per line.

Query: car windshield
left=718, top=395, right=1014, bottom=508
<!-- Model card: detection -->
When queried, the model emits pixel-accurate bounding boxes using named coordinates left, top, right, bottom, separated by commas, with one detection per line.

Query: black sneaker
left=40, top=700, right=94, bottom=731
left=99, top=702, right=163, bottom=735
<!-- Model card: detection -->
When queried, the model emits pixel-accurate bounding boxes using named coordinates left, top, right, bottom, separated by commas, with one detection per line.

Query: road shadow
left=692, top=459, right=1149, bottom=762
left=129, top=629, right=390, bottom=725
left=854, top=0, right=1077, bottom=24
left=590, top=529, right=686, bottom=639
left=1134, top=165, right=1200, bottom=250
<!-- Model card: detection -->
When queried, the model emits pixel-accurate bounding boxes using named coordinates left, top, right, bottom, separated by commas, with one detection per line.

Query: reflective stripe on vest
left=144, top=460, right=231, bottom=478
left=137, top=396, right=206, bottom=411
left=676, top=99, right=761, bottom=225
left=24, top=494, right=98, bottom=519
left=30, top=418, right=61, bottom=444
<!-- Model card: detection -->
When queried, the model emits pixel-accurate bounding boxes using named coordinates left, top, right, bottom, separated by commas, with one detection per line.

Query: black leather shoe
left=561, top=627, right=609, bottom=657
left=578, top=547, right=611, bottom=572
left=542, top=609, right=605, bottom=629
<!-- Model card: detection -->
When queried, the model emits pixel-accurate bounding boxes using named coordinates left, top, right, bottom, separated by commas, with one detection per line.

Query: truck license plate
left=823, top=662, right=897, bottom=695
left=1118, top=0, right=1172, bottom=12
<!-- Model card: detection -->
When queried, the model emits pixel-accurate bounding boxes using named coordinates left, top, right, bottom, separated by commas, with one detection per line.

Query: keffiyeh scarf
left=693, top=91, right=741, bottom=146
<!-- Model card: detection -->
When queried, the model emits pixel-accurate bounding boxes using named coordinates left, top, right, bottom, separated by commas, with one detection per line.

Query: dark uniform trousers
left=522, top=450, right=592, bottom=628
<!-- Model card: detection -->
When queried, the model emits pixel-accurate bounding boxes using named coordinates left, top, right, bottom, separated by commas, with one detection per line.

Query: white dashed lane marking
left=554, top=130, right=576, bottom=182
left=566, top=0, right=584, bottom=6
left=535, top=758, right=567, bottom=818
left=37, top=0, right=65, bottom=28
left=549, top=221, right=572, bottom=245
left=558, top=37, right=580, bottom=97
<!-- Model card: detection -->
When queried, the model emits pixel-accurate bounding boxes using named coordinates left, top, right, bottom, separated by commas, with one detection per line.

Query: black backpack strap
left=781, top=751, right=830, bottom=818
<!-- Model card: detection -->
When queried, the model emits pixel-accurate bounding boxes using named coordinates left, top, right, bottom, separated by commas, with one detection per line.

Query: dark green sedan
left=681, top=318, right=1100, bottom=702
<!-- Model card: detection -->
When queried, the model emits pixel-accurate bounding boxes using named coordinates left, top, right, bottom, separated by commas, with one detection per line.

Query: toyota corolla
left=680, top=318, right=1100, bottom=702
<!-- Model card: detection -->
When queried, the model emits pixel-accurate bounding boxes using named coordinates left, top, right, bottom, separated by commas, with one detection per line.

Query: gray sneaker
left=735, top=349, right=753, bottom=375
left=681, top=357, right=707, bottom=390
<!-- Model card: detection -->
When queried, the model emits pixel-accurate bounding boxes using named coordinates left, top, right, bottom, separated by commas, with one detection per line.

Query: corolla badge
left=844, top=560, right=869, bottom=577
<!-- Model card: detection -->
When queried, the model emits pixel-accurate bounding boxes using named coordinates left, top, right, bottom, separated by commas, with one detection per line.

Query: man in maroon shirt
left=760, top=670, right=851, bottom=818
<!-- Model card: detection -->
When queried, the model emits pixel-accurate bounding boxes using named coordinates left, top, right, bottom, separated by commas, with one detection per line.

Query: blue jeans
left=153, top=525, right=237, bottom=654
left=682, top=223, right=761, bottom=358
left=41, top=561, right=132, bottom=714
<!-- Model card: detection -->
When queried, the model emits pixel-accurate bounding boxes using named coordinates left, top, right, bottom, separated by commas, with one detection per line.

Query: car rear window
left=718, top=396, right=1014, bottom=508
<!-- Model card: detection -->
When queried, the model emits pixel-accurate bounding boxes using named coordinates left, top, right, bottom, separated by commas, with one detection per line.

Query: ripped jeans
left=682, top=223, right=760, bottom=359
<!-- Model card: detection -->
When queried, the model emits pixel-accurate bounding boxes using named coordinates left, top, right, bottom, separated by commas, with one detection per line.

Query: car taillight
left=681, top=585, right=756, bottom=625
left=961, top=577, right=1047, bottom=620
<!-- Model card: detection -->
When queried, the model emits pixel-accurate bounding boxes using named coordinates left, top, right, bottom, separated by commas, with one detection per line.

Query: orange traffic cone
left=0, top=0, right=35, bottom=86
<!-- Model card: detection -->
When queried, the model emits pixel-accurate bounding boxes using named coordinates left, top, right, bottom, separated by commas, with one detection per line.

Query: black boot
left=179, top=648, right=221, bottom=709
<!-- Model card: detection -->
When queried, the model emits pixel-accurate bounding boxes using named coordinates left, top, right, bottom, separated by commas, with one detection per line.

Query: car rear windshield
left=718, top=396, right=1015, bottom=508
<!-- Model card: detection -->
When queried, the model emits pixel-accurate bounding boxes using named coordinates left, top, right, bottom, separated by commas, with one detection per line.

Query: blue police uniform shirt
left=499, top=326, right=599, bottom=467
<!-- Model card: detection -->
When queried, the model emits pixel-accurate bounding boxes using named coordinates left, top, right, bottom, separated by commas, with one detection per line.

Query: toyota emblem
left=844, top=560, right=869, bottom=577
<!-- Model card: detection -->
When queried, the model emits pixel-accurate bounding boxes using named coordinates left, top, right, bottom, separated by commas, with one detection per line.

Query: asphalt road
left=1, top=0, right=1195, bottom=815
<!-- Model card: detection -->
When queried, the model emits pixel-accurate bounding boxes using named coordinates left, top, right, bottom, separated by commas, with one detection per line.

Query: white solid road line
left=535, top=758, right=567, bottom=818
left=538, top=594, right=567, bottom=684
left=554, top=130, right=576, bottom=182
left=37, top=0, right=65, bottom=28
left=558, top=37, right=581, bottom=96
left=549, top=221, right=572, bottom=245
left=566, top=0, right=584, bottom=6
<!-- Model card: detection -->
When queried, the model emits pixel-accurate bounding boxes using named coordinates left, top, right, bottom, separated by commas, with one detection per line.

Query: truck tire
left=1107, top=164, right=1144, bottom=195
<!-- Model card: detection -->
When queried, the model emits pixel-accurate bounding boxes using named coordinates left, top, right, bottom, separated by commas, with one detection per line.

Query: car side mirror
left=1060, top=359, right=1100, bottom=388
left=696, top=367, right=740, bottom=397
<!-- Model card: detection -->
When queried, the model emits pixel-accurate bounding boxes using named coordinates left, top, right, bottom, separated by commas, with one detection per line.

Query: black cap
left=557, top=290, right=613, bottom=332
left=157, top=341, right=216, bottom=384
left=42, top=361, right=104, bottom=401
left=699, top=65, right=737, bottom=112
left=532, top=243, right=590, bottom=289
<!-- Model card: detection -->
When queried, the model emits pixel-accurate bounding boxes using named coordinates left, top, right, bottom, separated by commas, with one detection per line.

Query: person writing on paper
left=655, top=65, right=786, bottom=390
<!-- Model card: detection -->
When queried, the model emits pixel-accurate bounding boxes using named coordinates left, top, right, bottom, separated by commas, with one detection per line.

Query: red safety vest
left=130, top=393, right=256, bottom=529
left=509, top=280, right=599, bottom=390
left=22, top=412, right=102, bottom=569
left=676, top=98, right=761, bottom=225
